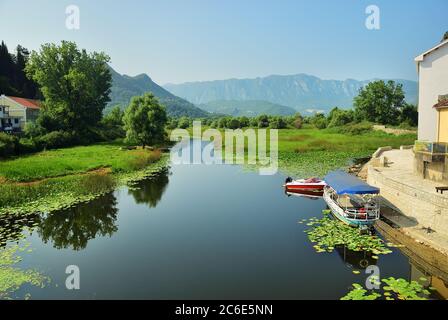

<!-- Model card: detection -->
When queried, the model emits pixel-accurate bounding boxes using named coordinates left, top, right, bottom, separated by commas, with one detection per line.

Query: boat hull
left=284, top=179, right=326, bottom=192
left=286, top=190, right=323, bottom=199
left=285, top=184, right=324, bottom=191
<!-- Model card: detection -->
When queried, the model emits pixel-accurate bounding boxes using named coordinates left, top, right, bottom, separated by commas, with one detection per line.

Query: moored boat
left=284, top=177, right=326, bottom=192
left=323, top=171, right=380, bottom=228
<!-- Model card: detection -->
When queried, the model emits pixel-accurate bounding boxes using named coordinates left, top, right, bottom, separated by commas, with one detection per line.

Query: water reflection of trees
left=127, top=170, right=169, bottom=208
left=37, top=193, right=119, bottom=250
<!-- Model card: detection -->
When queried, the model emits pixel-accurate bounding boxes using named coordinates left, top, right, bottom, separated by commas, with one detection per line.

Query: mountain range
left=107, top=66, right=208, bottom=118
left=164, top=74, right=418, bottom=113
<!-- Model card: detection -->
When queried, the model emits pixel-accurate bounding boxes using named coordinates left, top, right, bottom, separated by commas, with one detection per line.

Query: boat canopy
left=324, top=171, right=380, bottom=195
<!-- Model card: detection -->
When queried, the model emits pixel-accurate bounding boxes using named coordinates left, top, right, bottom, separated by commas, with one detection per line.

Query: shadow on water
left=37, top=193, right=119, bottom=251
left=335, top=246, right=377, bottom=271
left=127, top=169, right=170, bottom=208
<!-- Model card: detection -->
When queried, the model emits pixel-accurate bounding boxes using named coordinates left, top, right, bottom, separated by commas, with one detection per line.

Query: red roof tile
left=7, top=96, right=41, bottom=110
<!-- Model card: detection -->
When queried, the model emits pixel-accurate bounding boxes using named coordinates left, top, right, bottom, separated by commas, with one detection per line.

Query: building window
left=14, top=118, right=19, bottom=124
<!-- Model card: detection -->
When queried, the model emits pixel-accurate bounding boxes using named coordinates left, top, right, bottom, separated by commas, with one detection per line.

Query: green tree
left=123, top=93, right=167, bottom=147
left=399, top=103, right=418, bottom=127
left=309, top=113, right=327, bottom=129
left=354, top=80, right=404, bottom=125
left=25, top=41, right=112, bottom=135
left=102, top=106, right=124, bottom=127
left=0, top=42, right=39, bottom=98
left=218, top=117, right=228, bottom=128
left=0, top=41, right=17, bottom=96
left=177, top=116, right=190, bottom=129
left=239, top=116, right=250, bottom=127
left=227, top=118, right=241, bottom=129
left=257, top=114, right=269, bottom=128
left=269, top=116, right=287, bottom=129
left=328, top=109, right=354, bottom=128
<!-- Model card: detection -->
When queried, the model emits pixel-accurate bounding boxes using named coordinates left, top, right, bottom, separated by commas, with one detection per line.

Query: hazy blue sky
left=1, top=0, right=447, bottom=84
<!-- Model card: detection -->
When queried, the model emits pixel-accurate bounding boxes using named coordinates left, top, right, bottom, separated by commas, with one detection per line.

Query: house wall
left=438, top=108, right=448, bottom=143
left=0, top=95, right=28, bottom=128
left=418, top=44, right=448, bottom=141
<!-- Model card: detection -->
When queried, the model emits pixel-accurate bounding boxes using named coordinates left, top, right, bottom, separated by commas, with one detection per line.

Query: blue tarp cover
left=324, top=171, right=380, bottom=195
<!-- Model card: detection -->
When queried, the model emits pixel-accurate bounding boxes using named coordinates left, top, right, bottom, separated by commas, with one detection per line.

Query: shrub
left=269, top=117, right=287, bottom=129
left=314, top=118, right=328, bottom=129
left=17, top=137, right=40, bottom=154
left=328, top=110, right=354, bottom=128
left=239, top=116, right=250, bottom=128
left=0, top=133, right=18, bottom=157
left=38, top=131, right=76, bottom=149
left=293, top=117, right=303, bottom=129
left=258, top=115, right=269, bottom=128
left=227, top=118, right=241, bottom=129
left=166, top=118, right=178, bottom=130
left=334, top=122, right=373, bottom=135
left=178, top=117, right=190, bottom=129
left=249, top=117, right=259, bottom=127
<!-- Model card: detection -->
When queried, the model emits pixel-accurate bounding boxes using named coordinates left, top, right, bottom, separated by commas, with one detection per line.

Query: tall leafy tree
left=0, top=41, right=17, bottom=95
left=123, top=93, right=167, bottom=147
left=0, top=41, right=39, bottom=98
left=354, top=80, right=405, bottom=125
left=25, top=41, right=112, bottom=135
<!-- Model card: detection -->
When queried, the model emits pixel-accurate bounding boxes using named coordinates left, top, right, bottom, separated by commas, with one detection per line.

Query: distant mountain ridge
left=200, top=100, right=296, bottom=117
left=164, top=74, right=418, bottom=112
left=108, top=66, right=209, bottom=118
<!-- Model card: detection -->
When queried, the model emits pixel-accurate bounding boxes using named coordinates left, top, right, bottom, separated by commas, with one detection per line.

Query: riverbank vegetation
left=0, top=143, right=168, bottom=216
left=0, top=143, right=162, bottom=182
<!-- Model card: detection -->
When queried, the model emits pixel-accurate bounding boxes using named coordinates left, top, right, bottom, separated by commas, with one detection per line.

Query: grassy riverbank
left=0, top=143, right=169, bottom=216
left=0, top=143, right=163, bottom=182
left=186, top=127, right=417, bottom=176
left=276, top=128, right=416, bottom=176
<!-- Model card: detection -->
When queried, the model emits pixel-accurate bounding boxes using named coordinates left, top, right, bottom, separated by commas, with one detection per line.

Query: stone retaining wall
left=368, top=166, right=448, bottom=235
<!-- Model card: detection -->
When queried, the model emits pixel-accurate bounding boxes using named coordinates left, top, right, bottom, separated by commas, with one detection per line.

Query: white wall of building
left=417, top=44, right=448, bottom=141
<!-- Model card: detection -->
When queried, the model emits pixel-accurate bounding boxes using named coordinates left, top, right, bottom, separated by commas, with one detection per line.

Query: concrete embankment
left=361, top=147, right=448, bottom=282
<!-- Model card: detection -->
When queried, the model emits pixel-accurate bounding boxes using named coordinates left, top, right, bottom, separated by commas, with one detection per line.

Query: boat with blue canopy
left=323, top=171, right=380, bottom=227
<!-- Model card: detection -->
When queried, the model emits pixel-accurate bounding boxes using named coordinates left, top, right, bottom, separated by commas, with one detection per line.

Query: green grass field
left=185, top=126, right=417, bottom=177
left=277, top=128, right=416, bottom=153
left=277, top=128, right=416, bottom=176
left=0, top=143, right=161, bottom=182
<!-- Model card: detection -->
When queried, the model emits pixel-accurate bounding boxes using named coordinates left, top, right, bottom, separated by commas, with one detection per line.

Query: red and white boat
left=283, top=177, right=327, bottom=193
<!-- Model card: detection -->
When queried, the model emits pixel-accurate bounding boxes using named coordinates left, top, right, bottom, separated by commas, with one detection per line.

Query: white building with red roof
left=0, top=94, right=41, bottom=132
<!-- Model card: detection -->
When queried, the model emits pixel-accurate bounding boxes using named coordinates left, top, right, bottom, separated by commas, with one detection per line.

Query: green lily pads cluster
left=341, top=277, right=434, bottom=300
left=299, top=210, right=393, bottom=255
left=0, top=214, right=40, bottom=246
left=340, top=283, right=381, bottom=300
left=0, top=243, right=50, bottom=299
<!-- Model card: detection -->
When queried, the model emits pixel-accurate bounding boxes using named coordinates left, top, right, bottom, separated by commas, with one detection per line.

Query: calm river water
left=4, top=142, right=446, bottom=299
